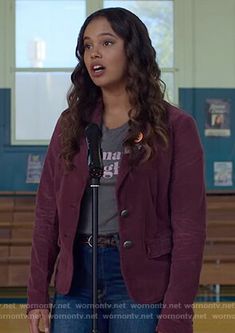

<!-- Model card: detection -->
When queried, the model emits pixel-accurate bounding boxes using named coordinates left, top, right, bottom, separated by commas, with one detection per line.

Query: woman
left=27, top=7, right=206, bottom=333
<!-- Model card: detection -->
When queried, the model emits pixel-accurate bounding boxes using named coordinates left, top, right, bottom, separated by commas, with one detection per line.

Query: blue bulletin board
left=179, top=88, right=235, bottom=193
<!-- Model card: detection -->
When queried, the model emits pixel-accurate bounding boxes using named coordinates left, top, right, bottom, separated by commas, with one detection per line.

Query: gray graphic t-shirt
left=78, top=121, right=129, bottom=235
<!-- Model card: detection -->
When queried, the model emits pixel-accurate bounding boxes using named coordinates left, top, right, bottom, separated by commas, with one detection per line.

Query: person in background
left=212, top=114, right=224, bottom=129
left=27, top=7, right=206, bottom=333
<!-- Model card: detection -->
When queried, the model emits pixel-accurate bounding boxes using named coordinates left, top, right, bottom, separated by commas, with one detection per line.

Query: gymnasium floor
left=0, top=286, right=234, bottom=333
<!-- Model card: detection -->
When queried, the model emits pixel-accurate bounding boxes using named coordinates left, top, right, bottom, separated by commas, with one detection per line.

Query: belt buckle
left=87, top=235, right=93, bottom=247
left=87, top=234, right=119, bottom=248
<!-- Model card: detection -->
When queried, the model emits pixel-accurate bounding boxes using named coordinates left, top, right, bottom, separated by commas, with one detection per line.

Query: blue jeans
left=50, top=241, right=162, bottom=333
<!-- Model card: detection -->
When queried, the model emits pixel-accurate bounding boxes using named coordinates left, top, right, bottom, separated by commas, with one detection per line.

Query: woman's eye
left=103, top=40, right=113, bottom=46
left=84, top=44, right=92, bottom=50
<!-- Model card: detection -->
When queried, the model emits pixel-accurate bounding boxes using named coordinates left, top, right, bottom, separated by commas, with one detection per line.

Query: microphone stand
left=85, top=123, right=103, bottom=333
left=90, top=176, right=101, bottom=333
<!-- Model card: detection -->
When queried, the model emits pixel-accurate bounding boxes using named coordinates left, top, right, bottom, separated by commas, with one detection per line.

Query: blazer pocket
left=146, top=236, right=172, bottom=258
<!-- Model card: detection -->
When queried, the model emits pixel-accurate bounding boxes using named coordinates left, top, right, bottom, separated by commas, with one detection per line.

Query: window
left=14, top=0, right=174, bottom=144
left=15, top=0, right=86, bottom=143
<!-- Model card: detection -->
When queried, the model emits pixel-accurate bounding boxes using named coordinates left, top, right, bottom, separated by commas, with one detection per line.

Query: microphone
left=85, top=123, right=103, bottom=179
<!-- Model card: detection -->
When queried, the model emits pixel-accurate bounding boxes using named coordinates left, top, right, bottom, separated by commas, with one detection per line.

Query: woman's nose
left=90, top=47, right=102, bottom=59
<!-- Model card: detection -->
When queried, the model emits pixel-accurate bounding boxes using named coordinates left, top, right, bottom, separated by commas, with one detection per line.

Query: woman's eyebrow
left=83, top=32, right=118, bottom=41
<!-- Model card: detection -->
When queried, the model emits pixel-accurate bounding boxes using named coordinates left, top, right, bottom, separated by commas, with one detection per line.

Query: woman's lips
left=90, top=64, right=106, bottom=77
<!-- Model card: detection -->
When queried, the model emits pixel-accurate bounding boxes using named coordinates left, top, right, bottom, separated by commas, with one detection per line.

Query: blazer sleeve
left=157, top=114, right=207, bottom=333
left=27, top=118, right=62, bottom=314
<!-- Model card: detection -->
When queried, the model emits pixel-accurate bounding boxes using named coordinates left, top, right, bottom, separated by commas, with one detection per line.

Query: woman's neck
left=102, top=89, right=132, bottom=129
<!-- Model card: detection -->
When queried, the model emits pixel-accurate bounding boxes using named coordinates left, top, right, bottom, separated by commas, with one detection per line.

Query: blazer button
left=123, top=240, right=133, bottom=249
left=120, top=209, right=129, bottom=217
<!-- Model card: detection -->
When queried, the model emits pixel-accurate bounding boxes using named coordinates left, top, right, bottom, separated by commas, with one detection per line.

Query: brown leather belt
left=77, top=233, right=119, bottom=248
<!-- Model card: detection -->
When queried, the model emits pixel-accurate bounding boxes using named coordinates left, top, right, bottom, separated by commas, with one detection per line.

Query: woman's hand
left=28, top=309, right=50, bottom=333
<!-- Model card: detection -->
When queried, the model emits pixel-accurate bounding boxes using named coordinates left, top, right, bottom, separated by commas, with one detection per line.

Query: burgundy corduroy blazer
left=27, top=101, right=206, bottom=333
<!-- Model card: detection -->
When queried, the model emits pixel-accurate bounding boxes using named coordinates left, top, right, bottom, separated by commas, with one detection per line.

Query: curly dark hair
left=60, top=7, right=169, bottom=170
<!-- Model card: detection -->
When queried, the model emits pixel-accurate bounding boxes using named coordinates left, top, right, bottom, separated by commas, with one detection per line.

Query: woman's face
left=215, top=115, right=223, bottom=124
left=83, top=17, right=127, bottom=91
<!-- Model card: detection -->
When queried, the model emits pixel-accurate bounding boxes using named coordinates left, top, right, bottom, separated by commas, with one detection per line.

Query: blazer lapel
left=115, top=148, right=132, bottom=196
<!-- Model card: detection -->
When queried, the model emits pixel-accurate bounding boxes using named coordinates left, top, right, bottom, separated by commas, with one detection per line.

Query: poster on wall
left=26, top=154, right=45, bottom=183
left=205, top=99, right=231, bottom=137
left=214, top=161, right=233, bottom=186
